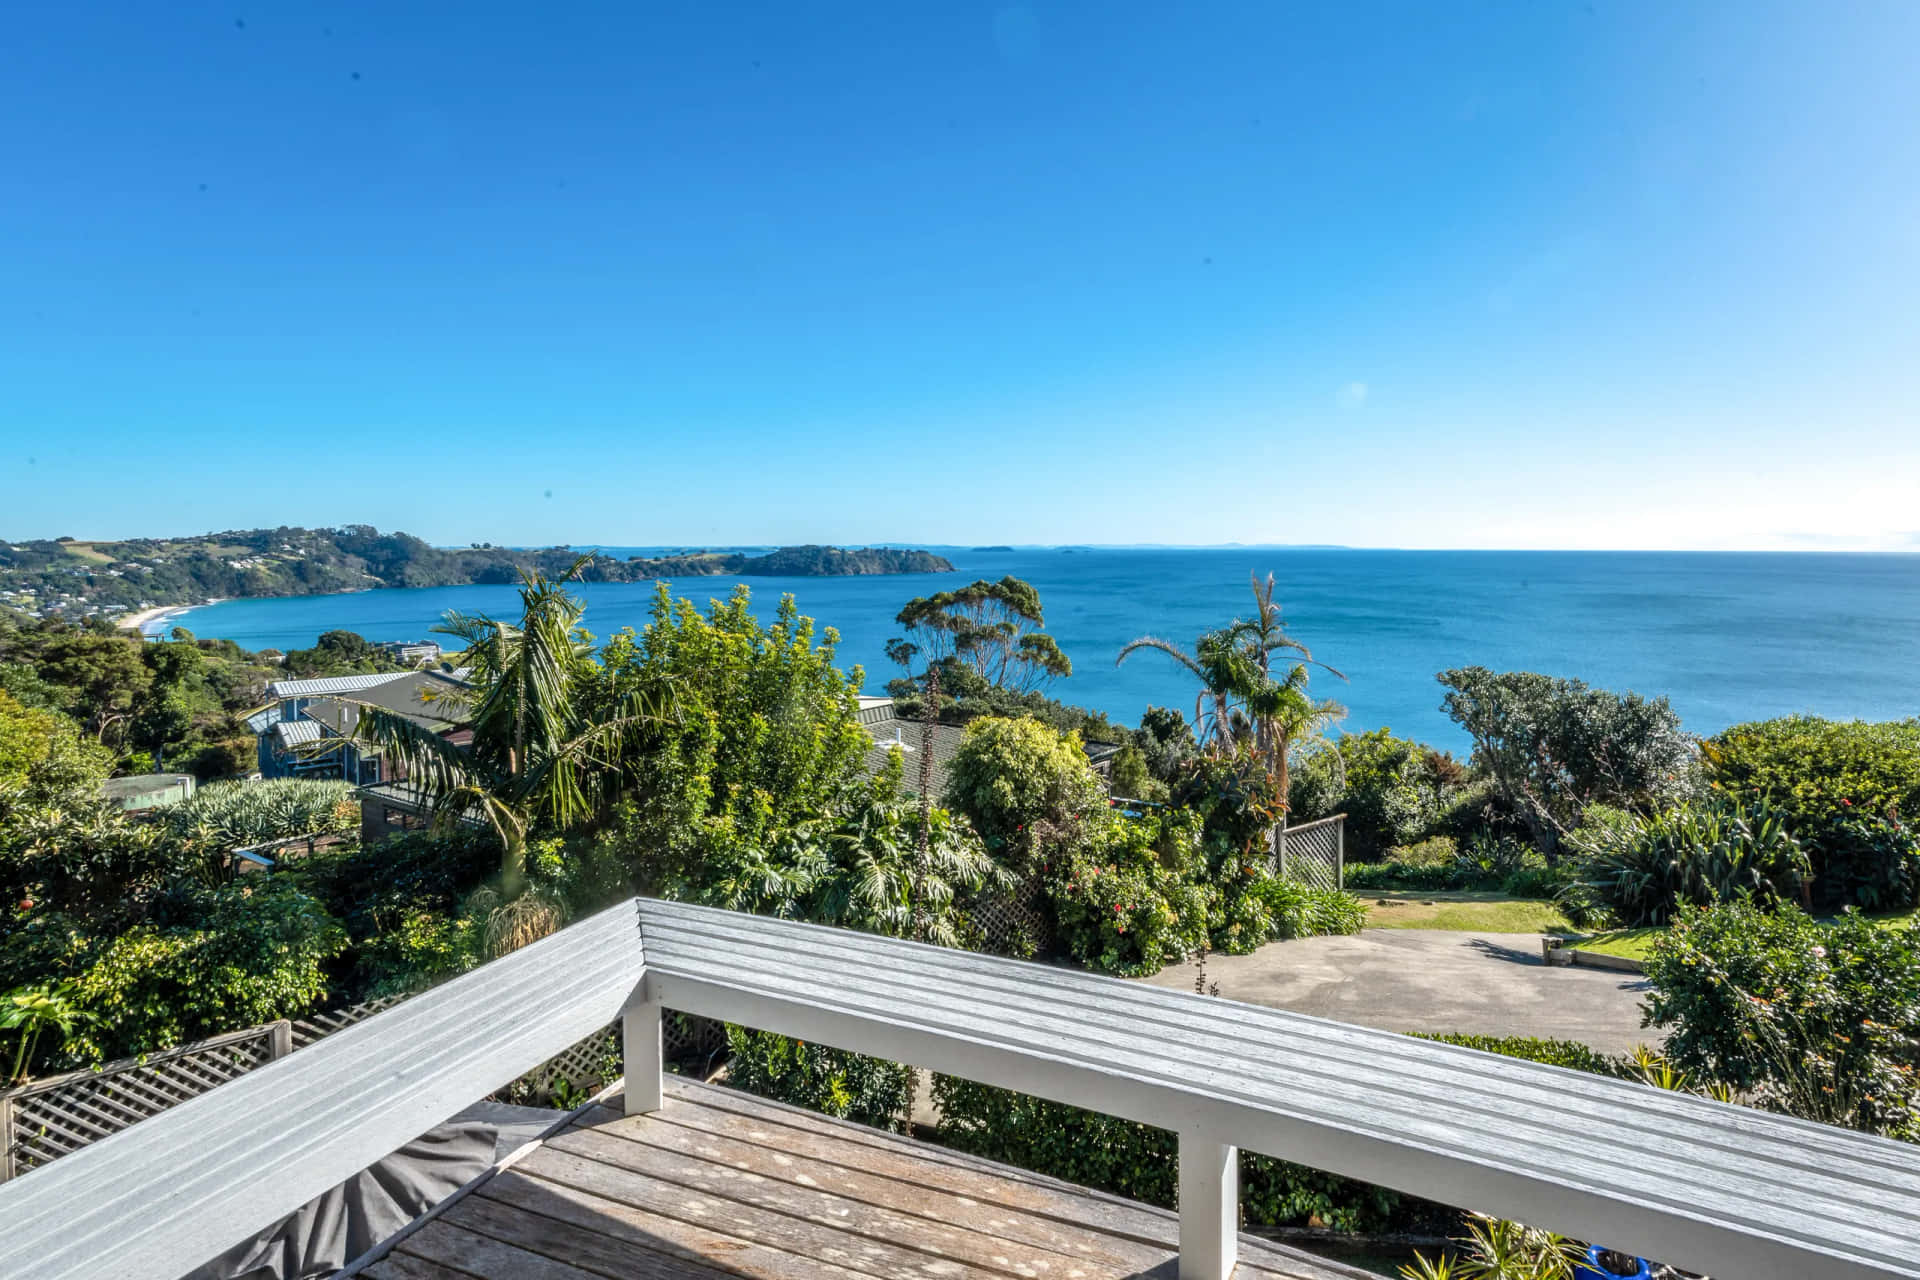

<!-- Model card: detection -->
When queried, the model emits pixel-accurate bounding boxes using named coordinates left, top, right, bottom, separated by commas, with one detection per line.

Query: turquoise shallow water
left=174, top=549, right=1920, bottom=750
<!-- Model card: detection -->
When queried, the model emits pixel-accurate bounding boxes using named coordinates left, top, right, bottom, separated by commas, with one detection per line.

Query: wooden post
left=1178, top=1130, right=1238, bottom=1280
left=1336, top=816, right=1345, bottom=891
left=269, top=1020, right=293, bottom=1061
left=1, top=1093, right=15, bottom=1183
left=621, top=985, right=663, bottom=1115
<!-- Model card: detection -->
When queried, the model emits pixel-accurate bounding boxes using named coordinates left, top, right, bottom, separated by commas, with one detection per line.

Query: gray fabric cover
left=182, top=1102, right=562, bottom=1280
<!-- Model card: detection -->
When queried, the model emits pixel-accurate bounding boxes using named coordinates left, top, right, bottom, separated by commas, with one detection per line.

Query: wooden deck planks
left=375, top=1080, right=1374, bottom=1280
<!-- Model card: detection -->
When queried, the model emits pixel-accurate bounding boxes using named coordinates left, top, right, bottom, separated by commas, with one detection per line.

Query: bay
left=171, top=549, right=1920, bottom=750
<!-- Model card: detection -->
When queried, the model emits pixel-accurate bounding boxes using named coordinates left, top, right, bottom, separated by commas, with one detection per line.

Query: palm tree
left=1220, top=574, right=1347, bottom=806
left=1118, top=573, right=1346, bottom=813
left=342, top=559, right=671, bottom=949
left=1114, top=627, right=1243, bottom=753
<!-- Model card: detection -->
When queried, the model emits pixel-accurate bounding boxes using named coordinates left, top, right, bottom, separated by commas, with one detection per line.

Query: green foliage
left=930, top=1075, right=1406, bottom=1233
left=601, top=586, right=871, bottom=913
left=941, top=715, right=1108, bottom=864
left=1567, top=797, right=1810, bottom=927
left=294, top=829, right=499, bottom=997
left=0, top=691, right=109, bottom=790
left=1410, top=1033, right=1624, bottom=1077
left=58, top=878, right=344, bottom=1063
left=1704, top=717, right=1920, bottom=910
left=723, top=1026, right=916, bottom=1131
left=1644, top=902, right=1920, bottom=1137
left=1403, top=1215, right=1588, bottom=1280
left=891, top=576, right=1071, bottom=693
left=2, top=983, right=87, bottom=1084
left=1045, top=808, right=1211, bottom=975
left=1213, top=863, right=1365, bottom=954
left=884, top=656, right=1128, bottom=744
left=1296, top=728, right=1471, bottom=857
left=157, top=778, right=358, bottom=860
left=808, top=772, right=1010, bottom=947
left=1438, top=667, right=1693, bottom=855
left=1172, top=749, right=1287, bottom=855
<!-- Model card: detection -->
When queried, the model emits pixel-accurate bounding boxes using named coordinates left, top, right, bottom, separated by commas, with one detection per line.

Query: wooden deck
left=359, top=1078, right=1376, bottom=1280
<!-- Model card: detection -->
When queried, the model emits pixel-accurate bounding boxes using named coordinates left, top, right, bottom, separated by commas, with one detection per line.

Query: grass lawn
left=1572, top=905, right=1920, bottom=962
left=1572, top=928, right=1662, bottom=961
left=1361, top=890, right=1577, bottom=934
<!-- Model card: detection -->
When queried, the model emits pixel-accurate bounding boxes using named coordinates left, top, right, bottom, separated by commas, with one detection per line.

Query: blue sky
left=3, top=2, right=1916, bottom=550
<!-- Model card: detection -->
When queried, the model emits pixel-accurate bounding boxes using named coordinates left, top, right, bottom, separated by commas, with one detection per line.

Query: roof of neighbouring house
left=861, top=709, right=968, bottom=797
left=301, top=669, right=471, bottom=737
left=264, top=672, right=415, bottom=699
left=271, top=719, right=326, bottom=747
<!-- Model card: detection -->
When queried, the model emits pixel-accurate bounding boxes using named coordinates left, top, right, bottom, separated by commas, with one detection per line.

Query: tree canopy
left=892, top=577, right=1071, bottom=693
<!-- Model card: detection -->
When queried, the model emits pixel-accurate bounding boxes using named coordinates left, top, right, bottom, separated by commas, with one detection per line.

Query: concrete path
left=1141, top=929, right=1657, bottom=1056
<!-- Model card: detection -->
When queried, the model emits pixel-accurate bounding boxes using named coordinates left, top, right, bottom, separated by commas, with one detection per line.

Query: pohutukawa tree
left=890, top=576, right=1071, bottom=693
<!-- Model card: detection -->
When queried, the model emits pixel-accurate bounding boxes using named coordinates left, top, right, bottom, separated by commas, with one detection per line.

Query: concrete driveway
left=1141, top=929, right=1657, bottom=1056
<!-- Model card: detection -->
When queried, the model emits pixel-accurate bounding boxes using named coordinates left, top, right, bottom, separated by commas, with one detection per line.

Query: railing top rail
left=636, top=898, right=1920, bottom=1280
left=5, top=895, right=1918, bottom=1280
left=0, top=899, right=645, bottom=1280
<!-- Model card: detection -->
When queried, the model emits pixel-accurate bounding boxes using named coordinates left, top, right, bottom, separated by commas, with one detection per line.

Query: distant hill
left=0, top=527, right=953, bottom=620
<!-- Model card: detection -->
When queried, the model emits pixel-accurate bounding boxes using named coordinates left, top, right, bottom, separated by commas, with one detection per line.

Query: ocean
left=171, top=549, right=1920, bottom=750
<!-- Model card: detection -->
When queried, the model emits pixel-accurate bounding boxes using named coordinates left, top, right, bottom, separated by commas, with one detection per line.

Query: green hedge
left=723, top=1026, right=916, bottom=1132
left=929, top=1074, right=1407, bottom=1232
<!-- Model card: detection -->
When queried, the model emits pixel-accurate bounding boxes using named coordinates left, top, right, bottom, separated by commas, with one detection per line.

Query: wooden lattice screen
left=1275, top=813, right=1345, bottom=891
left=0, top=1022, right=290, bottom=1182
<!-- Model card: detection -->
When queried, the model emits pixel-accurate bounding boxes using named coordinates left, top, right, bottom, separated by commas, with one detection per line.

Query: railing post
left=1, top=1094, right=15, bottom=1184
left=269, top=1020, right=293, bottom=1061
left=1336, top=815, right=1345, bottom=891
left=621, top=983, right=663, bottom=1115
left=1178, top=1130, right=1237, bottom=1280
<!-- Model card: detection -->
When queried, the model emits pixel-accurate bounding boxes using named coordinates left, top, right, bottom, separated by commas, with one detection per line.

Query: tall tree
left=1118, top=574, right=1345, bottom=818
left=892, top=577, right=1071, bottom=693
left=343, top=560, right=669, bottom=947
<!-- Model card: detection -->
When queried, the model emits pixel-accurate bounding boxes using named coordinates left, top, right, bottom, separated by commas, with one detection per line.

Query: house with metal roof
left=251, top=669, right=471, bottom=785
left=858, top=698, right=968, bottom=797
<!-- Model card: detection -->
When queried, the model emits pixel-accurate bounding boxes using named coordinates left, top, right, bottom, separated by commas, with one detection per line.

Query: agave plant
left=158, top=779, right=358, bottom=869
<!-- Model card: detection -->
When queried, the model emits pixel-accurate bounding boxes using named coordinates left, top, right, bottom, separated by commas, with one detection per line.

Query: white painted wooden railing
left=4, top=897, right=1920, bottom=1280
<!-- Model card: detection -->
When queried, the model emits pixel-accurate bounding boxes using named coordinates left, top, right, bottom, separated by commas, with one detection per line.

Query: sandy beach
left=117, top=600, right=222, bottom=636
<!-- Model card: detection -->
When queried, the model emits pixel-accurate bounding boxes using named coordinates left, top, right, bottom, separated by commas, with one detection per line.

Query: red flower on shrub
left=1843, top=798, right=1853, bottom=807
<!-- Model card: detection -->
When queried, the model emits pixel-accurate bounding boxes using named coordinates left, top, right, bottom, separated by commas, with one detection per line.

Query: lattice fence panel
left=1275, top=814, right=1345, bottom=892
left=290, top=994, right=409, bottom=1048
left=1, top=1024, right=286, bottom=1181
left=968, top=880, right=1052, bottom=959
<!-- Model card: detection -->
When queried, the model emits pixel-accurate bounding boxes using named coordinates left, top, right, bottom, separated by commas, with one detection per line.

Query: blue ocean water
left=174, top=550, right=1920, bottom=750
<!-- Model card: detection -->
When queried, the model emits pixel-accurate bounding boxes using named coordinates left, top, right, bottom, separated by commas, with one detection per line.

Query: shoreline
left=117, top=600, right=223, bottom=637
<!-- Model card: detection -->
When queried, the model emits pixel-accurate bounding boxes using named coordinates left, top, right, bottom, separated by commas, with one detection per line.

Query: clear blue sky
left=3, top=2, right=1916, bottom=550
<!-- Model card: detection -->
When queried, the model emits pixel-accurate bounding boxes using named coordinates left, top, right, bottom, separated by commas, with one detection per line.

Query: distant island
left=0, top=526, right=953, bottom=621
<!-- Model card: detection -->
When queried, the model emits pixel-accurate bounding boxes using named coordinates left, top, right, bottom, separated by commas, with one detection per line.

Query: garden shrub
left=1211, top=860, right=1365, bottom=954
left=1410, top=1033, right=1624, bottom=1077
left=1704, top=716, right=1920, bottom=910
left=1298, top=728, right=1470, bottom=858
left=942, top=715, right=1107, bottom=862
left=1567, top=797, right=1809, bottom=927
left=61, top=878, right=345, bottom=1062
left=1045, top=808, right=1210, bottom=976
left=1438, top=667, right=1693, bottom=856
left=930, top=1075, right=1406, bottom=1233
left=723, top=1026, right=916, bottom=1131
left=1643, top=902, right=1920, bottom=1138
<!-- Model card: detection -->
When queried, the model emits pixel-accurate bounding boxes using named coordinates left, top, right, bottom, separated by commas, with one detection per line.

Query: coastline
left=118, top=600, right=224, bottom=637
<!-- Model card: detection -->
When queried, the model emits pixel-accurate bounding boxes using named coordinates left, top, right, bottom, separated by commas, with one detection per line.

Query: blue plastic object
left=1574, top=1245, right=1653, bottom=1280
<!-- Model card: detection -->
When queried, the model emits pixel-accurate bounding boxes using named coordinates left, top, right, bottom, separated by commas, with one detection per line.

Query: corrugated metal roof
left=272, top=719, right=325, bottom=746
left=265, top=672, right=413, bottom=699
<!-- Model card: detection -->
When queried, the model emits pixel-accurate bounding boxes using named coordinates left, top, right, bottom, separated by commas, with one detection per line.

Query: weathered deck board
left=368, top=1079, right=1374, bottom=1280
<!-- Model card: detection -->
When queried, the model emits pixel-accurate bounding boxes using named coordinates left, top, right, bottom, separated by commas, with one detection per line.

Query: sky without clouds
left=2, top=2, right=1917, bottom=550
